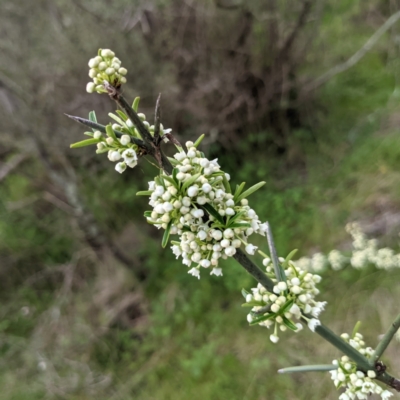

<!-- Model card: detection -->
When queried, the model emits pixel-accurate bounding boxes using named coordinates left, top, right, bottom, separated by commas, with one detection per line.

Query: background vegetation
left=1, top=0, right=400, bottom=398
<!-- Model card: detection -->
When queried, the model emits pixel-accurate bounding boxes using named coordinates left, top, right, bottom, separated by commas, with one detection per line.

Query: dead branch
left=303, top=9, right=400, bottom=93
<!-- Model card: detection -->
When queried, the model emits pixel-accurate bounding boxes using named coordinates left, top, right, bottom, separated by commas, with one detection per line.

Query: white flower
left=115, top=162, right=127, bottom=174
left=307, top=318, right=321, bottom=332
left=245, top=243, right=258, bottom=255
left=210, top=268, right=223, bottom=276
left=120, top=134, right=131, bottom=145
left=86, top=82, right=96, bottom=93
left=381, top=390, right=393, bottom=399
left=188, top=267, right=200, bottom=279
left=269, top=334, right=279, bottom=343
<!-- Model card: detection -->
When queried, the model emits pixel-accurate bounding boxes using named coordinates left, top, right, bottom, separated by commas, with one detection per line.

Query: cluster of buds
left=329, top=332, right=392, bottom=400
left=139, top=138, right=267, bottom=278
left=244, top=257, right=326, bottom=343
left=86, top=49, right=128, bottom=94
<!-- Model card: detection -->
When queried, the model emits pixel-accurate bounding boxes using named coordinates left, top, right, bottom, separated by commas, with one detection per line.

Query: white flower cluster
left=329, top=332, right=392, bottom=400
left=244, top=257, right=326, bottom=343
left=96, top=110, right=171, bottom=174
left=86, top=49, right=128, bottom=94
left=293, top=223, right=400, bottom=273
left=143, top=140, right=267, bottom=278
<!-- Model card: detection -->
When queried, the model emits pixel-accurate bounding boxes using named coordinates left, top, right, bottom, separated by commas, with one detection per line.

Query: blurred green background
left=1, top=0, right=400, bottom=399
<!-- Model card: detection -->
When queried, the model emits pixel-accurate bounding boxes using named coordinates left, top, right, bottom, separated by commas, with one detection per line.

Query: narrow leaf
left=116, top=110, right=128, bottom=121
left=249, top=312, right=275, bottom=326
left=162, top=175, right=179, bottom=188
left=227, top=211, right=246, bottom=225
left=108, top=112, right=126, bottom=127
left=167, top=157, right=179, bottom=166
left=70, top=138, right=99, bottom=148
left=202, top=203, right=224, bottom=224
left=282, top=249, right=298, bottom=268
left=84, top=132, right=94, bottom=137
left=193, top=134, right=205, bottom=148
left=241, top=301, right=265, bottom=307
left=105, top=124, right=118, bottom=141
left=162, top=221, right=173, bottom=248
left=241, top=288, right=250, bottom=299
left=172, top=168, right=179, bottom=184
left=132, top=97, right=140, bottom=112
left=89, top=110, right=97, bottom=133
left=144, top=211, right=152, bottom=217
left=234, top=182, right=246, bottom=202
left=237, top=181, right=266, bottom=202
left=228, top=222, right=251, bottom=228
left=222, top=174, right=232, bottom=193
left=182, top=173, right=201, bottom=192
left=278, top=365, right=337, bottom=374
left=136, top=191, right=152, bottom=196
left=282, top=316, right=298, bottom=331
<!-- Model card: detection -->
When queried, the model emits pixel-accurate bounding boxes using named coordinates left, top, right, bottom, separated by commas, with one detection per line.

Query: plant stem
left=233, top=249, right=274, bottom=292
left=372, top=312, right=400, bottom=365
left=265, top=222, right=285, bottom=282
left=65, top=114, right=146, bottom=148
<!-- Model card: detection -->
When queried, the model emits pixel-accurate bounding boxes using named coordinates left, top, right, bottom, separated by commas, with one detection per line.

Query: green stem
left=313, top=323, right=371, bottom=371
left=265, top=222, right=285, bottom=282
left=372, top=312, right=400, bottom=365
left=233, top=249, right=274, bottom=292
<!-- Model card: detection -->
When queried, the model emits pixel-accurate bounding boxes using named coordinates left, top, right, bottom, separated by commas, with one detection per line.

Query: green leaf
left=237, top=181, right=266, bottom=202
left=105, top=124, right=118, bottom=141
left=282, top=249, right=298, bottom=268
left=136, top=191, right=152, bottom=196
left=162, top=175, right=179, bottom=188
left=167, top=157, right=179, bottom=166
left=351, top=321, right=361, bottom=339
left=95, top=147, right=110, bottom=154
left=132, top=97, right=140, bottom=112
left=116, top=110, right=128, bottom=121
left=89, top=110, right=97, bottom=133
left=241, top=288, right=250, bottom=299
left=234, top=182, right=246, bottom=202
left=84, top=132, right=94, bottom=137
left=89, top=110, right=97, bottom=122
left=228, top=222, right=251, bottom=228
left=108, top=112, right=126, bottom=127
left=278, top=365, right=337, bottom=374
left=193, top=134, right=205, bottom=148
left=202, top=203, right=224, bottom=225
left=222, top=174, right=232, bottom=194
left=70, top=138, right=99, bottom=148
left=182, top=173, right=201, bottom=192
left=282, top=316, right=298, bottom=331
left=280, top=299, right=294, bottom=314
left=227, top=211, right=246, bottom=225
left=162, top=221, right=173, bottom=248
left=241, top=301, right=265, bottom=307
left=249, top=312, right=275, bottom=326
left=144, top=211, right=152, bottom=217
left=172, top=168, right=179, bottom=185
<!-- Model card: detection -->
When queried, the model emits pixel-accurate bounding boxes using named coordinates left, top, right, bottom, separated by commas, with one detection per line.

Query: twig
left=0, top=153, right=27, bottom=182
left=303, top=10, right=400, bottom=93
left=64, top=114, right=146, bottom=148
left=372, top=312, right=400, bottom=364
left=153, top=93, right=161, bottom=145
